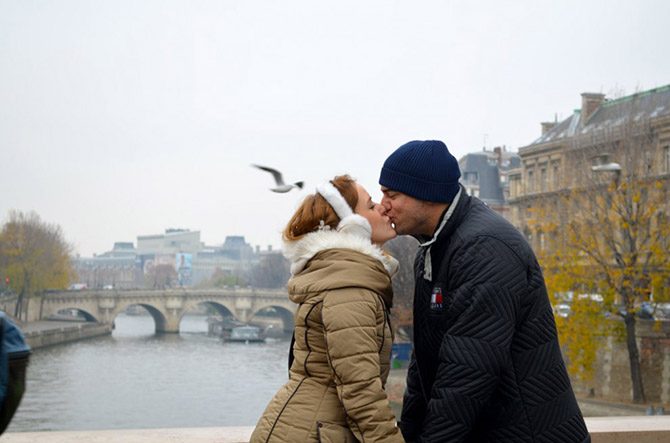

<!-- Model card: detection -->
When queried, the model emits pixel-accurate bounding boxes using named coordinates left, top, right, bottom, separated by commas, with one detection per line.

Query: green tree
left=0, top=210, right=73, bottom=320
left=196, top=267, right=248, bottom=289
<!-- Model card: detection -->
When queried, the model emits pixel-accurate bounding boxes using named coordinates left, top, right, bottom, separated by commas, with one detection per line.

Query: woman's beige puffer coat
left=251, top=229, right=404, bottom=443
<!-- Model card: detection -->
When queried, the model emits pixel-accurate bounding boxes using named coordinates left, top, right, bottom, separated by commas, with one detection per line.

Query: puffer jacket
left=251, top=229, right=404, bottom=443
left=400, top=188, right=590, bottom=442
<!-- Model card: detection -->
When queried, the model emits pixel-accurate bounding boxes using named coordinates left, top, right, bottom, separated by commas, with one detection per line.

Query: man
left=379, top=140, right=590, bottom=442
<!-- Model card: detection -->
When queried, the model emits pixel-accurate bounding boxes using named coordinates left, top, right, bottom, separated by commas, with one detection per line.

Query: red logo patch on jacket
left=431, top=286, right=444, bottom=311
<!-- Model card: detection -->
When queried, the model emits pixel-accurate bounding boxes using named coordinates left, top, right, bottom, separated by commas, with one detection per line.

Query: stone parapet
left=3, top=418, right=670, bottom=442
left=2, top=426, right=253, bottom=442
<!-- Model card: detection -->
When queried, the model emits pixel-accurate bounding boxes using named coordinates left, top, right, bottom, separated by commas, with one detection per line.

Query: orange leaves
left=0, top=211, right=73, bottom=311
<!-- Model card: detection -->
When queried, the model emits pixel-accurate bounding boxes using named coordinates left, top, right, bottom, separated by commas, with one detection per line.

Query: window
left=553, top=163, right=560, bottom=189
left=509, top=173, right=521, bottom=198
left=463, top=171, right=479, bottom=184
left=665, top=146, right=670, bottom=173
left=527, top=170, right=534, bottom=193
left=540, top=167, right=547, bottom=192
left=645, top=151, right=653, bottom=174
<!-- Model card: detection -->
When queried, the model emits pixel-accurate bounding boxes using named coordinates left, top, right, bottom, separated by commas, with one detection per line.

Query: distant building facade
left=508, top=85, right=670, bottom=251
left=73, top=242, right=140, bottom=289
left=459, top=146, right=520, bottom=217
left=191, top=235, right=258, bottom=285
left=73, top=229, right=270, bottom=288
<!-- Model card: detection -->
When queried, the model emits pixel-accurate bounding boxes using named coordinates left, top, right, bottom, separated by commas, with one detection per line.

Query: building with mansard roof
left=459, top=146, right=520, bottom=218
left=508, top=85, right=670, bottom=251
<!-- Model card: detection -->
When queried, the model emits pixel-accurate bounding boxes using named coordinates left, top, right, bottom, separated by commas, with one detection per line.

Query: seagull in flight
left=252, top=164, right=305, bottom=193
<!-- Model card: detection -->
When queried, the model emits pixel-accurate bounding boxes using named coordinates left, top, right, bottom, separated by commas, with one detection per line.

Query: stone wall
left=571, top=320, right=670, bottom=406
left=3, top=418, right=670, bottom=442
left=23, top=322, right=113, bottom=350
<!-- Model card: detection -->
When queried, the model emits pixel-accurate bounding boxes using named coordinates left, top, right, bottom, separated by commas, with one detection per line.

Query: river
left=8, top=314, right=290, bottom=432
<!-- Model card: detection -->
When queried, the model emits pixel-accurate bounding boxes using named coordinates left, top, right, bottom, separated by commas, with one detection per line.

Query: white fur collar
left=283, top=230, right=399, bottom=277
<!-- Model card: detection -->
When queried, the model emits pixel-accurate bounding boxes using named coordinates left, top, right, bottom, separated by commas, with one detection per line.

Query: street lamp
left=592, top=162, right=622, bottom=186
left=591, top=162, right=622, bottom=173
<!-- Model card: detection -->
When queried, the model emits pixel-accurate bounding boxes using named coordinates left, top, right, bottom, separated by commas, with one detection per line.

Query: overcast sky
left=1, top=0, right=669, bottom=257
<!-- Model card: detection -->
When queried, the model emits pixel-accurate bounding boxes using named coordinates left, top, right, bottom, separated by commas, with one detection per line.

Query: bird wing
left=252, top=164, right=285, bottom=186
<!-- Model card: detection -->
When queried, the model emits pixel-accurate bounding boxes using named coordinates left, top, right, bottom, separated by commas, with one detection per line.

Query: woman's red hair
left=283, top=175, right=358, bottom=241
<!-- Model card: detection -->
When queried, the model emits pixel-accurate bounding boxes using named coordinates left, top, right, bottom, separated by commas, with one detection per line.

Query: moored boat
left=224, top=325, right=264, bottom=343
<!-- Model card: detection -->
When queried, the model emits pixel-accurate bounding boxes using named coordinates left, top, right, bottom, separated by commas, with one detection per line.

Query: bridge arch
left=39, top=298, right=102, bottom=324
left=180, top=300, right=238, bottom=322
left=33, top=289, right=292, bottom=333
left=110, top=303, right=168, bottom=333
left=250, top=304, right=295, bottom=333
left=53, top=308, right=99, bottom=322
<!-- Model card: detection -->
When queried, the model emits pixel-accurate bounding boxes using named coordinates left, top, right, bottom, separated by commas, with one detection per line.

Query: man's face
left=380, top=187, right=434, bottom=236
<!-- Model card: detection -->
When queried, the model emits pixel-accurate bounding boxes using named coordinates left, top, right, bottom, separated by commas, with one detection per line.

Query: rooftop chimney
left=580, top=92, right=606, bottom=123
left=493, top=146, right=502, bottom=167
left=541, top=122, right=557, bottom=135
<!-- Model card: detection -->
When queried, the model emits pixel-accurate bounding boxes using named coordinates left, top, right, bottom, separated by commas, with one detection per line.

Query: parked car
left=553, top=304, right=571, bottom=318
left=617, top=302, right=655, bottom=320
left=68, top=283, right=87, bottom=291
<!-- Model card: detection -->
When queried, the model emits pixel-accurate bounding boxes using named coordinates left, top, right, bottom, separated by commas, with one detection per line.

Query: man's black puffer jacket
left=400, top=189, right=590, bottom=443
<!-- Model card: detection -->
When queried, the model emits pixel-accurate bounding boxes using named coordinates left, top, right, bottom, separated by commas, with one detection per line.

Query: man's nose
left=380, top=196, right=391, bottom=211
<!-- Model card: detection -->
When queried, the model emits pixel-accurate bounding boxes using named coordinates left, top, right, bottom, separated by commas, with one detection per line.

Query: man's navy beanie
left=379, top=140, right=461, bottom=203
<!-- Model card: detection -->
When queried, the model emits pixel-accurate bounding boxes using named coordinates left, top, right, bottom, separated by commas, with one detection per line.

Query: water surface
left=9, top=314, right=289, bottom=432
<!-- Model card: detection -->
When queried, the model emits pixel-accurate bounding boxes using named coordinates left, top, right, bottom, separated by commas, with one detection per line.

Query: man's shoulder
left=449, top=198, right=532, bottom=262
left=458, top=198, right=521, bottom=241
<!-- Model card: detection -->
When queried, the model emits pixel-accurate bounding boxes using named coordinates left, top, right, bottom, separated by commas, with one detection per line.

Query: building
left=459, top=146, right=520, bottom=217
left=191, top=236, right=258, bottom=285
left=73, top=242, right=141, bottom=289
left=508, top=85, right=670, bottom=251
left=74, top=230, right=267, bottom=288
left=136, top=228, right=203, bottom=256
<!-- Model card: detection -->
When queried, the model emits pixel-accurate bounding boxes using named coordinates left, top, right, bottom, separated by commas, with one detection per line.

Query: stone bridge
left=21, top=288, right=294, bottom=333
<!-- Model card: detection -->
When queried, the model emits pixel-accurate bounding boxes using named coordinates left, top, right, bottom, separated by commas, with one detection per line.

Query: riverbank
left=20, top=320, right=112, bottom=350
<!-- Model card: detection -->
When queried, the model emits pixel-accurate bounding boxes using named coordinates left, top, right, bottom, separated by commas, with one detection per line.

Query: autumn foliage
left=0, top=211, right=73, bottom=320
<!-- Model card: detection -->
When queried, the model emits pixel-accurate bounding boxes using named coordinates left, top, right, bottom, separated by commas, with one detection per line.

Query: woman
left=251, top=175, right=404, bottom=443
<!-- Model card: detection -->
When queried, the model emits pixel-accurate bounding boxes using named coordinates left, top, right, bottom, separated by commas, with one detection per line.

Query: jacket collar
left=283, top=230, right=399, bottom=277
left=416, top=187, right=463, bottom=248
left=415, top=185, right=470, bottom=281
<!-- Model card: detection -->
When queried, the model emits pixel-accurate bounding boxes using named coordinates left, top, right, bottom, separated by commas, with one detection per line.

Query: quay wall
left=23, top=322, right=112, bottom=350
left=571, top=320, right=670, bottom=405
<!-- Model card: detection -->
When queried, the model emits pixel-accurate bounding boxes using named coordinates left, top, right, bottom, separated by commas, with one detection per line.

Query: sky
left=1, top=0, right=669, bottom=257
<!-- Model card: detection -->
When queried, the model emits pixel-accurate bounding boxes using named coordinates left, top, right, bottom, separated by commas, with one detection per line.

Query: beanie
left=379, top=140, right=461, bottom=203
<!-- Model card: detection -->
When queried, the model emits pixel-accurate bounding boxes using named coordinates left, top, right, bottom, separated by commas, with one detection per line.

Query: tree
left=0, top=210, right=73, bottom=320
left=250, top=253, right=290, bottom=289
left=385, top=236, right=419, bottom=338
left=145, top=263, right=178, bottom=289
left=529, top=92, right=670, bottom=403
